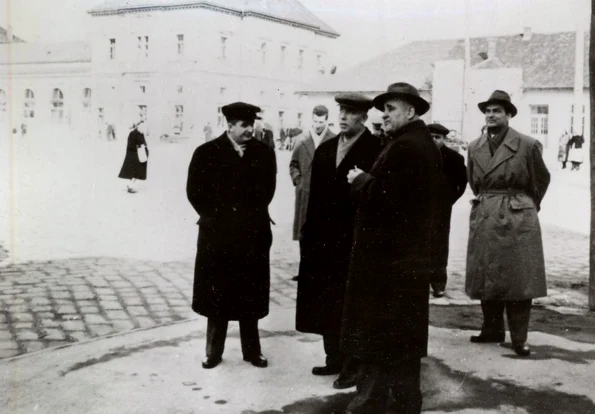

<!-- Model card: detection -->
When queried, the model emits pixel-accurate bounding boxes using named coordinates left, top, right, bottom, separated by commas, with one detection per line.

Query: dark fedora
left=427, top=123, right=450, bottom=136
left=478, top=90, right=517, bottom=117
left=221, top=102, right=262, bottom=121
left=373, top=82, right=430, bottom=115
left=335, top=93, right=374, bottom=112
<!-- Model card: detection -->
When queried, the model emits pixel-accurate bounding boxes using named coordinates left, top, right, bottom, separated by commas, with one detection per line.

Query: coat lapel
left=336, top=129, right=371, bottom=172
left=303, top=132, right=315, bottom=159
left=472, top=135, right=492, bottom=175
left=485, top=128, right=519, bottom=176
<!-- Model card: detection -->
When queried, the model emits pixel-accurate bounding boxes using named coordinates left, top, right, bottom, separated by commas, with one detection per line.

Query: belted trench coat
left=465, top=127, right=550, bottom=301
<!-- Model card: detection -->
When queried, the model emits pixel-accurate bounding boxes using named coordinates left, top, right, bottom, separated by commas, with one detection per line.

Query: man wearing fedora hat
left=186, top=102, right=277, bottom=369
left=340, top=83, right=449, bottom=413
left=466, top=90, right=550, bottom=358
left=296, top=94, right=382, bottom=390
left=427, top=122, right=468, bottom=298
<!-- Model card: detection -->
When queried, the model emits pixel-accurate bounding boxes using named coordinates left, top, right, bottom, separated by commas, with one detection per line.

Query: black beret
left=335, top=93, right=373, bottom=112
left=427, top=123, right=450, bottom=136
left=221, top=102, right=262, bottom=121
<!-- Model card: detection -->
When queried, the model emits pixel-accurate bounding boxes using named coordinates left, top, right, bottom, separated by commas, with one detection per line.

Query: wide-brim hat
left=478, top=90, right=517, bottom=118
left=373, top=82, right=430, bottom=115
left=335, top=93, right=374, bottom=112
left=427, top=123, right=450, bottom=136
left=221, top=102, right=262, bottom=121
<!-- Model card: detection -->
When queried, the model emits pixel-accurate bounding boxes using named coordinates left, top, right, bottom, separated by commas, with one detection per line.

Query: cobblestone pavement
left=0, top=209, right=590, bottom=359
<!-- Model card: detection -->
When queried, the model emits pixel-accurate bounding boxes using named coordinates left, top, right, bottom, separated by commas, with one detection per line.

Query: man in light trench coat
left=466, top=90, right=550, bottom=357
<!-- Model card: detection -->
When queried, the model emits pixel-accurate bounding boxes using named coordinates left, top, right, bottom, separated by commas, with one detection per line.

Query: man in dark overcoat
left=427, top=122, right=468, bottom=298
left=341, top=83, right=449, bottom=413
left=186, top=102, right=276, bottom=370
left=295, top=94, right=382, bottom=390
left=289, top=105, right=335, bottom=281
left=466, top=90, right=550, bottom=357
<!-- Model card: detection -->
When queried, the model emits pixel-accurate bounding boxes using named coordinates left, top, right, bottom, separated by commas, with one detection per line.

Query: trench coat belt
left=478, top=189, right=526, bottom=197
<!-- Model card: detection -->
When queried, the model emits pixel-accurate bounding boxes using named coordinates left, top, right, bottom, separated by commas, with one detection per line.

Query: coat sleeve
left=466, top=146, right=479, bottom=196
left=186, top=147, right=217, bottom=220
left=289, top=140, right=302, bottom=186
left=452, top=152, right=468, bottom=203
left=528, top=140, right=550, bottom=211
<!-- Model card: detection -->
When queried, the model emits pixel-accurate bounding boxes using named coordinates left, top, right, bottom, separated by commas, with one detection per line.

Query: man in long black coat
left=296, top=94, right=382, bottom=390
left=427, top=123, right=468, bottom=298
left=342, top=83, right=449, bottom=413
left=186, top=102, right=276, bottom=370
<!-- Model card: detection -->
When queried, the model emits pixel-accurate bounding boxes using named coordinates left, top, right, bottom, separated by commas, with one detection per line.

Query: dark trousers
left=430, top=267, right=447, bottom=292
left=480, top=299, right=532, bottom=345
left=206, top=317, right=261, bottom=359
left=346, top=357, right=422, bottom=414
left=322, top=330, right=359, bottom=375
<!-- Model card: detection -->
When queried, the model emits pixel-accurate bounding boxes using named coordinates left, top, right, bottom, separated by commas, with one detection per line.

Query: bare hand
left=347, top=166, right=363, bottom=184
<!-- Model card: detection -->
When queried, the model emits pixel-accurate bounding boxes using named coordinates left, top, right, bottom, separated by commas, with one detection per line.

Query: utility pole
left=589, top=0, right=595, bottom=310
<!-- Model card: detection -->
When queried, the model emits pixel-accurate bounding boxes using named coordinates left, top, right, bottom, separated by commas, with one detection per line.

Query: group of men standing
left=185, top=82, right=550, bottom=413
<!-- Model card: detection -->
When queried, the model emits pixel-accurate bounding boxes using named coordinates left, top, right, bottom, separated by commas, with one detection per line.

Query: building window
left=24, top=89, right=35, bottom=118
left=217, top=106, right=223, bottom=128
left=297, top=112, right=303, bottom=128
left=220, top=87, right=226, bottom=97
left=177, top=34, right=184, bottom=56
left=140, top=85, right=146, bottom=94
left=261, top=42, right=267, bottom=65
left=570, top=104, right=586, bottom=135
left=174, top=105, right=184, bottom=134
left=298, top=49, right=304, bottom=70
left=0, top=89, right=6, bottom=115
left=51, top=88, right=64, bottom=122
left=278, top=111, right=284, bottom=128
left=220, top=36, right=227, bottom=60
left=316, top=54, right=325, bottom=74
left=280, top=45, right=286, bottom=67
left=177, top=85, right=183, bottom=94
left=138, top=36, right=149, bottom=58
left=82, top=88, right=92, bottom=110
left=138, top=105, right=147, bottom=122
left=109, top=38, right=116, bottom=60
left=530, top=105, right=549, bottom=141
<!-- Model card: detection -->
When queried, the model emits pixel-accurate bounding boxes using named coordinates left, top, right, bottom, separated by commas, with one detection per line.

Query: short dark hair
left=312, top=105, right=329, bottom=119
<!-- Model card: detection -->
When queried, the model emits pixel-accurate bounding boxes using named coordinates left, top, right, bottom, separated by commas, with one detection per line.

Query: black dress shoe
left=202, top=356, right=222, bottom=369
left=470, top=334, right=505, bottom=343
left=333, top=372, right=357, bottom=389
left=243, top=354, right=268, bottom=368
left=513, top=344, right=531, bottom=357
left=312, top=364, right=342, bottom=376
left=292, top=275, right=299, bottom=281
left=432, top=290, right=445, bottom=298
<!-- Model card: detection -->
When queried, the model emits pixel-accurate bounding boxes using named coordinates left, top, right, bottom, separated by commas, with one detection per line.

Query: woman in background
left=118, top=120, right=149, bottom=193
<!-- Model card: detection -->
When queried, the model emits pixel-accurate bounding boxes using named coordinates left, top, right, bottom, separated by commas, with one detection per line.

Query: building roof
left=0, top=42, right=91, bottom=65
left=0, top=26, right=25, bottom=44
left=88, top=0, right=339, bottom=37
left=300, top=30, right=589, bottom=93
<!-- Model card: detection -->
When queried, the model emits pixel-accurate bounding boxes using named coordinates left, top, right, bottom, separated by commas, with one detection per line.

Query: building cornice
left=88, top=2, right=339, bottom=38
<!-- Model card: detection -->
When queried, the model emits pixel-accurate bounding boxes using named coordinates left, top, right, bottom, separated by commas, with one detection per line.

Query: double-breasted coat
left=186, top=133, right=277, bottom=320
left=289, top=128, right=336, bottom=240
left=340, top=120, right=450, bottom=362
left=118, top=129, right=149, bottom=180
left=465, top=127, right=550, bottom=301
left=296, top=130, right=382, bottom=334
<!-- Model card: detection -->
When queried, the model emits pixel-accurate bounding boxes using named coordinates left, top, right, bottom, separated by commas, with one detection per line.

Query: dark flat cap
left=427, top=123, right=450, bottom=136
left=373, top=82, right=430, bottom=115
left=335, top=93, right=374, bottom=111
left=221, top=102, right=262, bottom=121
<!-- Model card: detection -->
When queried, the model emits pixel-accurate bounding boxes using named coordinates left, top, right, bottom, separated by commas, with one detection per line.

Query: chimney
left=487, top=38, right=497, bottom=59
left=523, top=26, right=532, bottom=41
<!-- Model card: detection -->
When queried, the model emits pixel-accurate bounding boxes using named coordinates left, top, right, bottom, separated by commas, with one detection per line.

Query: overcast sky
left=1, top=0, right=590, bottom=69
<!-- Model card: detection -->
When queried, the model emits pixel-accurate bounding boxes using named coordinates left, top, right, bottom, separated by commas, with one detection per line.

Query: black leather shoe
left=312, top=364, right=342, bottom=376
left=470, top=334, right=505, bottom=343
left=243, top=354, right=268, bottom=368
left=333, top=373, right=357, bottom=389
left=432, top=290, right=445, bottom=298
left=513, top=344, right=531, bottom=357
left=202, top=356, right=222, bottom=369
left=292, top=275, right=299, bottom=281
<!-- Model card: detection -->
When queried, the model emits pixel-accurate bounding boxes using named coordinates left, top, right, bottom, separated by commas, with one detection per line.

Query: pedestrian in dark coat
left=341, top=83, right=449, bottom=414
left=118, top=120, right=149, bottom=193
left=186, top=102, right=277, bottom=370
left=296, top=95, right=382, bottom=390
left=466, top=90, right=550, bottom=358
left=427, top=122, right=468, bottom=298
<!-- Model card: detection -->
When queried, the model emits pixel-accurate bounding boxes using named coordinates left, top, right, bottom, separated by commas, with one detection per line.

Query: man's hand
left=347, top=166, right=363, bottom=184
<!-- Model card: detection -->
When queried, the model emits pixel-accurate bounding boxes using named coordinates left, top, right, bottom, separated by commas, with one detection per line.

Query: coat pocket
left=508, top=196, right=537, bottom=233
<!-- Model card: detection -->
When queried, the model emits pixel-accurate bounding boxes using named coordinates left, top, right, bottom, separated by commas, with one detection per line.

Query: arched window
left=0, top=89, right=6, bottom=115
left=51, top=88, right=64, bottom=122
left=82, top=88, right=92, bottom=109
left=24, top=89, right=35, bottom=118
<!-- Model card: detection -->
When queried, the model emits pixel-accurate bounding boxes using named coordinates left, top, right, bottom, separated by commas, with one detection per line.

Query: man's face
left=431, top=133, right=446, bottom=147
left=484, top=104, right=511, bottom=130
left=382, top=99, right=414, bottom=135
left=312, top=114, right=328, bottom=134
left=228, top=119, right=254, bottom=143
left=339, top=106, right=366, bottom=136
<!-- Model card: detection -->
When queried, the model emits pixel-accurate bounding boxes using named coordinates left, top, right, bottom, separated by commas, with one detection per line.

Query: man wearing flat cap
left=466, top=90, right=550, bottom=358
left=341, top=83, right=449, bottom=413
left=296, top=94, right=382, bottom=390
left=186, top=102, right=277, bottom=370
left=427, top=122, right=468, bottom=298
